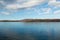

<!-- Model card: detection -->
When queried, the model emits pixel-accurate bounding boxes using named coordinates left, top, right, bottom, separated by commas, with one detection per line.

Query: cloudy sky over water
left=0, top=0, right=60, bottom=20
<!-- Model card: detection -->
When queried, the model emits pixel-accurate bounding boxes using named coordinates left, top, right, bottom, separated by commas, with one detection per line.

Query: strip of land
left=0, top=19, right=60, bottom=22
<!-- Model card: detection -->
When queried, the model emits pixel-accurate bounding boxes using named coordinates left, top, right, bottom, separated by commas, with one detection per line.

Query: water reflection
left=0, top=22, right=60, bottom=40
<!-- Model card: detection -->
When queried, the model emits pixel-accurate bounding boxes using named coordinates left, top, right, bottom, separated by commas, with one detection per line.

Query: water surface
left=0, top=22, right=60, bottom=40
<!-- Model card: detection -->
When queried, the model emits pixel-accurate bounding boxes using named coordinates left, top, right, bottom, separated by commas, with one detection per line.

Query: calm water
left=0, top=22, right=60, bottom=40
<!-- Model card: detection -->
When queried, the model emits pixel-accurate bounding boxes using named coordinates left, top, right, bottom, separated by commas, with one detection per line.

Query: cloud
left=0, top=0, right=48, bottom=15
left=1, top=12, right=10, bottom=15
left=0, top=0, right=47, bottom=10
left=1, top=0, right=16, bottom=4
left=0, top=1, right=4, bottom=3
left=54, top=10, right=60, bottom=14
left=48, top=0, right=60, bottom=8
left=41, top=8, right=52, bottom=14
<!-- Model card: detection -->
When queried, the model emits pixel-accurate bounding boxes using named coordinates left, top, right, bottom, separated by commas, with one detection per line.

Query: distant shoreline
left=0, top=19, right=60, bottom=22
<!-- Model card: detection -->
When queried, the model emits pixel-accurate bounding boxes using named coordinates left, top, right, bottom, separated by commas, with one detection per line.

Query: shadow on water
left=0, top=22, right=60, bottom=40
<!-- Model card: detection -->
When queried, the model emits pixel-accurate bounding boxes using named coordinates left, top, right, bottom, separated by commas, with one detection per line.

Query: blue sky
left=0, top=0, right=60, bottom=20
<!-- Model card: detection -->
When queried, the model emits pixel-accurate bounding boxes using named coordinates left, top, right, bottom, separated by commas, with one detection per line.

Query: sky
left=0, top=0, right=60, bottom=20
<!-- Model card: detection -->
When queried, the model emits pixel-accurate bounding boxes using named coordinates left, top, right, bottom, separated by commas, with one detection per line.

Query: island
left=0, top=19, right=60, bottom=22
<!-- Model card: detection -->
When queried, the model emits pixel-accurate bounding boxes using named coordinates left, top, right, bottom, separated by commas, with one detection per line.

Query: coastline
left=0, top=19, right=60, bottom=22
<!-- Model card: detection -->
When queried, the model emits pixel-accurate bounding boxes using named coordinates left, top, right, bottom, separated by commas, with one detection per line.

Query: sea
left=0, top=22, right=60, bottom=40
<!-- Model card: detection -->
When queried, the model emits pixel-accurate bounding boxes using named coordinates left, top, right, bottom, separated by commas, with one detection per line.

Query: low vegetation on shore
left=0, top=19, right=60, bottom=22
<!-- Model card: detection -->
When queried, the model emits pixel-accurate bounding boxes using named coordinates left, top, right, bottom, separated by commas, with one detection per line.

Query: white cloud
left=6, top=4, right=17, bottom=10
left=0, top=1, right=4, bottom=3
left=41, top=8, right=51, bottom=14
left=0, top=0, right=47, bottom=15
left=54, top=10, right=60, bottom=14
left=1, top=12, right=10, bottom=15
left=0, top=1, right=5, bottom=5
left=5, top=0, right=46, bottom=10
left=48, top=0, right=60, bottom=8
